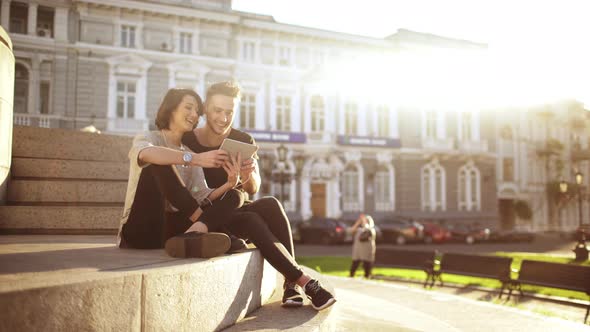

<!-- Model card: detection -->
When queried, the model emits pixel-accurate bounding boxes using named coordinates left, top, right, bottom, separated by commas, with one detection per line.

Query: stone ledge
left=0, top=206, right=120, bottom=233
left=0, top=235, right=277, bottom=332
left=11, top=158, right=129, bottom=180
left=7, top=179, right=127, bottom=203
left=12, top=126, right=132, bottom=162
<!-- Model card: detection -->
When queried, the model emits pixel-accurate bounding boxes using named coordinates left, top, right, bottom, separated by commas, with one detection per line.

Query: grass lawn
left=297, top=252, right=590, bottom=301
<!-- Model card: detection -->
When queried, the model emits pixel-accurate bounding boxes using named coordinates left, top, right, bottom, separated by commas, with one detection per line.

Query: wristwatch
left=182, top=152, right=193, bottom=167
left=200, top=198, right=213, bottom=210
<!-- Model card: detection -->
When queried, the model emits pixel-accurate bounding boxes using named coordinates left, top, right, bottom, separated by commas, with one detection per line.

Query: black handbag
left=359, top=228, right=373, bottom=242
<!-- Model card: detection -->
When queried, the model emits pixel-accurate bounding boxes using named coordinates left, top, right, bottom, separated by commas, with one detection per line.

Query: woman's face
left=169, top=95, right=199, bottom=133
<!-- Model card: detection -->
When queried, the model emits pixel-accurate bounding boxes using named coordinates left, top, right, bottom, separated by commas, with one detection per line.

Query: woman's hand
left=223, top=153, right=241, bottom=188
left=192, top=150, right=229, bottom=168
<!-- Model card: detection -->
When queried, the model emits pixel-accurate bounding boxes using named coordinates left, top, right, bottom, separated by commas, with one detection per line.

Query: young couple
left=117, top=82, right=336, bottom=311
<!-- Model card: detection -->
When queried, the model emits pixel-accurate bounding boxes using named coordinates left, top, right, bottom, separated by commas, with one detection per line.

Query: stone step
left=11, top=157, right=129, bottom=180
left=12, top=126, right=132, bottom=162
left=0, top=206, right=121, bottom=234
left=7, top=179, right=126, bottom=204
left=0, top=235, right=277, bottom=332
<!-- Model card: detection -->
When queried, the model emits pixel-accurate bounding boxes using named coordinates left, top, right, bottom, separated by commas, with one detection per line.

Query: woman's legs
left=363, top=260, right=373, bottom=278
left=349, top=260, right=361, bottom=277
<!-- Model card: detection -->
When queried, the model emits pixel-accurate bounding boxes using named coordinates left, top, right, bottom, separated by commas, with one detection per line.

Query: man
left=182, top=81, right=335, bottom=310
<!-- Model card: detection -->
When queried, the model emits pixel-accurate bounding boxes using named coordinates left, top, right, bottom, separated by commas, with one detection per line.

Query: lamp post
left=276, top=144, right=288, bottom=205
left=573, top=172, right=588, bottom=261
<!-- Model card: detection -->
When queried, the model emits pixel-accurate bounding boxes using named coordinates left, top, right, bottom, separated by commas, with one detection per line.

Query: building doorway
left=499, top=199, right=515, bottom=230
left=311, top=182, right=326, bottom=217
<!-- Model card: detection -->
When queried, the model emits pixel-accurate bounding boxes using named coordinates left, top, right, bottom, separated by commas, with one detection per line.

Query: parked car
left=376, top=218, right=424, bottom=245
left=446, top=223, right=491, bottom=244
left=488, top=229, right=536, bottom=243
left=290, top=219, right=303, bottom=243
left=298, top=218, right=347, bottom=245
left=574, top=224, right=590, bottom=241
left=420, top=222, right=452, bottom=244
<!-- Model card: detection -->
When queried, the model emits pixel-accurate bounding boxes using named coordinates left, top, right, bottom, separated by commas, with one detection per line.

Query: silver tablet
left=219, top=138, right=259, bottom=159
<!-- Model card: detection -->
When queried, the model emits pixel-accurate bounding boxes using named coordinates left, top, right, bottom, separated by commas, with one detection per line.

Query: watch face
left=183, top=153, right=192, bottom=163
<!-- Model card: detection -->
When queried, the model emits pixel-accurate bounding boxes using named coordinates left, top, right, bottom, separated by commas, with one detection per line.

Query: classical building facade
left=6, top=0, right=586, bottom=231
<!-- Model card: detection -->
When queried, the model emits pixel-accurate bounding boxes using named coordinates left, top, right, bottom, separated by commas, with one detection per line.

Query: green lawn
left=297, top=253, right=590, bottom=301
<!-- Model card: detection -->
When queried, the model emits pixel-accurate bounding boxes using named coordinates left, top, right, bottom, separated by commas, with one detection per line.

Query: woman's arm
left=139, top=146, right=229, bottom=168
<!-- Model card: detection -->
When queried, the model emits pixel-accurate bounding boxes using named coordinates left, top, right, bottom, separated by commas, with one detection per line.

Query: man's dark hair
left=205, top=81, right=241, bottom=107
left=155, top=88, right=202, bottom=130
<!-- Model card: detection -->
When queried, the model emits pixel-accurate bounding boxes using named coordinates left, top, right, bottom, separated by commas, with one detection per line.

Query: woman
left=117, top=88, right=243, bottom=258
left=349, top=214, right=377, bottom=278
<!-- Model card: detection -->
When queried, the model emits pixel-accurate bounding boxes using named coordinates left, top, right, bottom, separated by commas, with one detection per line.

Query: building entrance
left=499, top=199, right=516, bottom=230
left=311, top=183, right=326, bottom=217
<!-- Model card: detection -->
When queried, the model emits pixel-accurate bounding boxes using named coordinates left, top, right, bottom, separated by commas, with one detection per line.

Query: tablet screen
left=219, top=138, right=259, bottom=159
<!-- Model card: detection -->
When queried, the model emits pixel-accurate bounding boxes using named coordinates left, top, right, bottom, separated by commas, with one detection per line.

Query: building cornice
left=73, top=0, right=239, bottom=23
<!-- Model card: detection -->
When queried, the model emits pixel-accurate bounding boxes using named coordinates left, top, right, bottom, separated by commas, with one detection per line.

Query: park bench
left=426, top=253, right=513, bottom=290
left=374, top=248, right=437, bottom=287
left=504, top=260, right=590, bottom=323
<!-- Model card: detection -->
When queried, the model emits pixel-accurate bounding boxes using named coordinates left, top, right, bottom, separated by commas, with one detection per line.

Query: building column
left=27, top=2, right=38, bottom=36
left=1, top=0, right=10, bottom=29
left=29, top=58, right=40, bottom=114
left=54, top=7, right=69, bottom=42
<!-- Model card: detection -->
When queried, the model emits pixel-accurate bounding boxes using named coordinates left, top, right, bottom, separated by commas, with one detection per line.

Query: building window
left=40, top=81, right=50, bottom=114
left=377, top=105, right=390, bottom=137
left=421, top=159, right=446, bottom=211
left=14, top=63, right=29, bottom=114
left=458, top=162, right=481, bottom=211
left=425, top=110, right=437, bottom=138
left=460, top=112, right=473, bottom=141
left=116, top=81, right=136, bottom=118
left=10, top=2, right=28, bottom=34
left=179, top=32, right=192, bottom=54
left=278, top=46, right=292, bottom=66
left=342, top=165, right=360, bottom=212
left=121, top=25, right=136, bottom=48
left=36, top=6, right=54, bottom=38
left=239, top=93, right=256, bottom=129
left=375, top=165, right=395, bottom=211
left=241, top=41, right=256, bottom=62
left=311, top=49, right=325, bottom=66
left=344, top=102, right=357, bottom=135
left=310, top=95, right=325, bottom=132
left=503, top=158, right=514, bottom=182
left=276, top=95, right=291, bottom=131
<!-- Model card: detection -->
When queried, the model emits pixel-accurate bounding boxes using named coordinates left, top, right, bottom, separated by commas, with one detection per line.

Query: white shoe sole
left=281, top=299, right=304, bottom=307
left=312, top=297, right=336, bottom=311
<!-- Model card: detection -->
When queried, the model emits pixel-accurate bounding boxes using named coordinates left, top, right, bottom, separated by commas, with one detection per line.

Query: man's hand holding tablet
left=219, top=138, right=259, bottom=160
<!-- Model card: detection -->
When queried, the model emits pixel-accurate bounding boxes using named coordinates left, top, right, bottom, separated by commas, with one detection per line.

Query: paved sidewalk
left=328, top=276, right=590, bottom=331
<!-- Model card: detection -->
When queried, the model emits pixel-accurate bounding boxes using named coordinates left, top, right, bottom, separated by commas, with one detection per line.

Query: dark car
left=421, top=222, right=452, bottom=244
left=446, top=223, right=491, bottom=244
left=488, top=229, right=535, bottom=243
left=574, top=224, right=590, bottom=241
left=376, top=218, right=424, bottom=245
left=298, top=218, right=347, bottom=245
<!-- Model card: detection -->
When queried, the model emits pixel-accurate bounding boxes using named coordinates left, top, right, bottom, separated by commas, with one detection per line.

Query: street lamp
left=573, top=171, right=588, bottom=261
left=276, top=144, right=288, bottom=204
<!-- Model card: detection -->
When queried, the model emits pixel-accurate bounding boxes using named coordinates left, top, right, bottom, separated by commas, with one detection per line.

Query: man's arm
left=240, top=158, right=260, bottom=195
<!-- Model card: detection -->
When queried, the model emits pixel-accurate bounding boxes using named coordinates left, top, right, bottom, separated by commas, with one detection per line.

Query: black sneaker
left=281, top=280, right=304, bottom=307
left=227, top=235, right=248, bottom=253
left=304, top=279, right=336, bottom=311
left=165, top=231, right=230, bottom=258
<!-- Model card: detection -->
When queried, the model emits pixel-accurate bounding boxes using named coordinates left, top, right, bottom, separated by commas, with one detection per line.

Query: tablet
left=219, top=138, right=259, bottom=159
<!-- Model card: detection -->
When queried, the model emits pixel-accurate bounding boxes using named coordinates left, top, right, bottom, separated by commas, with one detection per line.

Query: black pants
left=121, top=165, right=242, bottom=249
left=224, top=197, right=302, bottom=282
left=350, top=260, right=373, bottom=278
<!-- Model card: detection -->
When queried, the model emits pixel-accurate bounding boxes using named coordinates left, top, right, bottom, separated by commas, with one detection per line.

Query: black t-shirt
left=182, top=128, right=257, bottom=189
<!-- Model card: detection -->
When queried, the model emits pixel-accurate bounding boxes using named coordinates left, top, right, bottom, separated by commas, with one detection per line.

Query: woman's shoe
left=165, top=231, right=230, bottom=258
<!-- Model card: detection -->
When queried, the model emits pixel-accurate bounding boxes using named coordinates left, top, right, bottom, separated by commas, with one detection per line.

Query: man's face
left=205, top=94, right=238, bottom=136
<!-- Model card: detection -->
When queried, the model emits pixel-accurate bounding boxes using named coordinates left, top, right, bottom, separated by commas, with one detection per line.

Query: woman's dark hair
left=155, top=88, right=203, bottom=130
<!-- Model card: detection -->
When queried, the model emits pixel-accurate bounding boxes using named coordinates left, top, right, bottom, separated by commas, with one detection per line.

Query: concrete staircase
left=0, top=126, right=337, bottom=331
left=0, top=125, right=130, bottom=234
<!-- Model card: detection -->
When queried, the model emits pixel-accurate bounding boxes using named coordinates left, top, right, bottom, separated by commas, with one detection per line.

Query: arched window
left=310, top=95, right=325, bottom=132
left=375, top=164, right=395, bottom=211
left=421, top=159, right=446, bottom=211
left=458, top=162, right=481, bottom=211
left=14, top=63, right=29, bottom=114
left=341, top=163, right=361, bottom=211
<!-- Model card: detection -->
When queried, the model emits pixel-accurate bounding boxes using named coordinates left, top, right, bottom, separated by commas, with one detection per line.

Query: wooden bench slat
left=440, top=253, right=512, bottom=280
left=518, top=260, right=590, bottom=294
left=375, top=249, right=436, bottom=270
